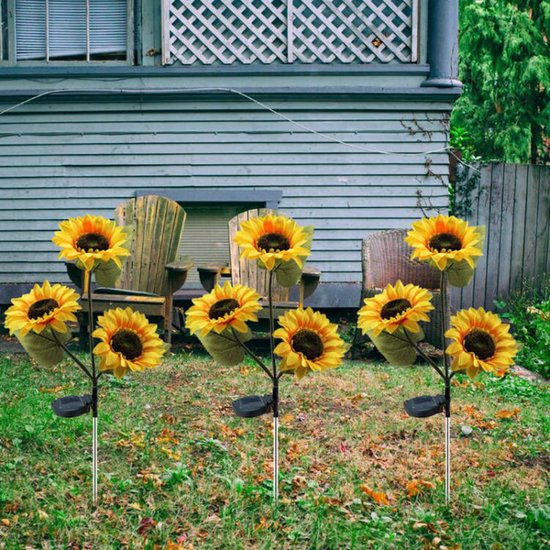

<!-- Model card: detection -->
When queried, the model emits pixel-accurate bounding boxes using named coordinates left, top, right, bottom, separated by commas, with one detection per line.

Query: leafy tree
left=452, top=0, right=549, bottom=164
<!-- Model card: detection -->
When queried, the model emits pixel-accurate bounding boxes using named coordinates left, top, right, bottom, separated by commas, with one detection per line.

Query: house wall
left=0, top=87, right=454, bottom=306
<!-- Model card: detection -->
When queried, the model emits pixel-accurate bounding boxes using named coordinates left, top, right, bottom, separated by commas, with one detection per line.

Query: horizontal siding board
left=0, top=186, right=448, bottom=200
left=0, top=176, right=449, bottom=189
left=0, top=98, right=451, bottom=286
left=0, top=207, right=446, bottom=221
left=0, top=142, right=448, bottom=156
left=0, top=133, right=449, bottom=145
left=0, top=119, right=447, bottom=133
left=0, top=165, right=446, bottom=178
left=0, top=100, right=452, bottom=113
left=0, top=111, right=450, bottom=123
left=0, top=154, right=450, bottom=167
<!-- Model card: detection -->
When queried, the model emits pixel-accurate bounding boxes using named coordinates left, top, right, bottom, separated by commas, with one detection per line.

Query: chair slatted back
left=114, top=195, right=187, bottom=296
left=228, top=209, right=289, bottom=301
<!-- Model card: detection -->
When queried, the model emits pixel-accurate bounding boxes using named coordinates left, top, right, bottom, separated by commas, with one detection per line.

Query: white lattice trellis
left=162, top=0, right=418, bottom=66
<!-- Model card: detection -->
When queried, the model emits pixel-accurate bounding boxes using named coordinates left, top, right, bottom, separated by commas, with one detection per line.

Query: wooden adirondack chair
left=197, top=209, right=321, bottom=310
left=66, top=195, right=192, bottom=346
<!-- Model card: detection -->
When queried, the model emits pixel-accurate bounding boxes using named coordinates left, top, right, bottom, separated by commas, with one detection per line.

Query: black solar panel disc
left=51, top=395, right=93, bottom=418
left=232, top=395, right=273, bottom=418
left=404, top=395, right=446, bottom=418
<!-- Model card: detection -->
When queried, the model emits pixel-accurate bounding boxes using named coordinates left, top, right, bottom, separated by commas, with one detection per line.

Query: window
left=1, top=0, right=133, bottom=63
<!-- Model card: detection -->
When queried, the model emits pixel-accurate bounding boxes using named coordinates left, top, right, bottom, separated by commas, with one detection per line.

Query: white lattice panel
left=163, top=0, right=418, bottom=65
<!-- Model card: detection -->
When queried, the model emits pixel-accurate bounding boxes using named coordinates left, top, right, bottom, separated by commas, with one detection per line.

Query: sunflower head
left=405, top=215, right=484, bottom=272
left=92, top=307, right=166, bottom=378
left=445, top=307, right=518, bottom=378
left=52, top=214, right=130, bottom=271
left=4, top=281, right=81, bottom=337
left=357, top=280, right=434, bottom=338
left=273, top=308, right=346, bottom=378
left=185, top=281, right=262, bottom=336
left=233, top=213, right=311, bottom=271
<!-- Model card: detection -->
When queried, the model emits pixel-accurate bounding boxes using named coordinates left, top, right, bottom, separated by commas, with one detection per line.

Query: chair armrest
left=166, top=256, right=194, bottom=272
left=166, top=256, right=194, bottom=294
left=301, top=266, right=321, bottom=300
left=197, top=264, right=225, bottom=292
left=93, top=287, right=159, bottom=297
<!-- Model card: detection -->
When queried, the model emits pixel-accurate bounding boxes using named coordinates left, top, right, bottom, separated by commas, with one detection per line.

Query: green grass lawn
left=0, top=350, right=548, bottom=549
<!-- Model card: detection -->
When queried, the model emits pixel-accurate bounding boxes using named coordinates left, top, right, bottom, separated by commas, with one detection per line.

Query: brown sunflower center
left=257, top=232, right=291, bottom=252
left=76, top=232, right=110, bottom=252
left=380, top=298, right=411, bottom=320
left=111, top=329, right=143, bottom=360
left=208, top=298, right=240, bottom=320
left=28, top=298, right=59, bottom=319
left=428, top=232, right=462, bottom=252
left=292, top=329, right=324, bottom=361
left=464, top=329, right=495, bottom=360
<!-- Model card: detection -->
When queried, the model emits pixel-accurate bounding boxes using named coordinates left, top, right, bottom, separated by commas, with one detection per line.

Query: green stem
left=51, top=330, right=94, bottom=381
left=268, top=270, right=277, bottom=380
left=402, top=328, right=446, bottom=381
left=440, top=270, right=451, bottom=417
left=86, top=270, right=99, bottom=418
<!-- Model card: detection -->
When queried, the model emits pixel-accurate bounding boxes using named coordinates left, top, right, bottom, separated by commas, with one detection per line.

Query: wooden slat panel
left=497, top=164, right=517, bottom=298
left=114, top=195, right=186, bottom=295
left=534, top=166, right=549, bottom=291
left=484, top=163, right=504, bottom=308
left=509, top=165, right=529, bottom=291
left=521, top=165, right=539, bottom=291
left=471, top=166, right=491, bottom=308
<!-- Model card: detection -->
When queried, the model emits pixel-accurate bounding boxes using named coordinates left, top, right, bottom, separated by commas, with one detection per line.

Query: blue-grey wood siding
left=0, top=98, right=451, bottom=292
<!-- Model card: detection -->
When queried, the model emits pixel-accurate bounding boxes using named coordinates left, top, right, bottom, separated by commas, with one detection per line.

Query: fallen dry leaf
left=39, top=385, right=67, bottom=394
left=137, top=517, right=157, bottom=536
left=161, top=447, right=182, bottom=461
left=117, top=433, right=146, bottom=448
left=495, top=408, right=520, bottom=419
left=359, top=484, right=390, bottom=505
left=406, top=479, right=436, bottom=498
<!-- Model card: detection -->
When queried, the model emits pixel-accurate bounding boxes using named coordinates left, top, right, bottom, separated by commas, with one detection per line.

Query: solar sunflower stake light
left=4, top=215, right=167, bottom=506
left=185, top=213, right=347, bottom=503
left=357, top=215, right=518, bottom=504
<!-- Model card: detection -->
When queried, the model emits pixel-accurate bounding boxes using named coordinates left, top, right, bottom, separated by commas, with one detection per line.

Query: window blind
left=15, top=0, right=127, bottom=61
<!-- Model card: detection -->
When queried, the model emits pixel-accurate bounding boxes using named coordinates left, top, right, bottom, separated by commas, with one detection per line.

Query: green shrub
left=495, top=286, right=550, bottom=379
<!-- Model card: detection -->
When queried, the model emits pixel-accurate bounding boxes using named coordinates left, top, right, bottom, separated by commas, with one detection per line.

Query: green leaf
left=447, top=259, right=475, bottom=288
left=94, top=259, right=122, bottom=287
left=198, top=328, right=252, bottom=366
left=369, top=327, right=424, bottom=367
left=275, top=259, right=303, bottom=288
left=274, top=225, right=315, bottom=288
left=18, top=328, right=72, bottom=368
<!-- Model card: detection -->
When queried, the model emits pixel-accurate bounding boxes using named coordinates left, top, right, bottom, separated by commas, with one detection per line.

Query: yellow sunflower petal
left=445, top=307, right=517, bottom=379
left=4, top=281, right=81, bottom=337
left=52, top=214, right=130, bottom=272
left=92, top=307, right=166, bottom=378
left=274, top=307, right=346, bottom=378
left=405, top=215, right=484, bottom=274
left=185, top=282, right=262, bottom=337
left=233, top=213, right=311, bottom=271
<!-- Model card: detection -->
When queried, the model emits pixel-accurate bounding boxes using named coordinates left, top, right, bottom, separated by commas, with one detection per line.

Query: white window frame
left=0, top=0, right=134, bottom=65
